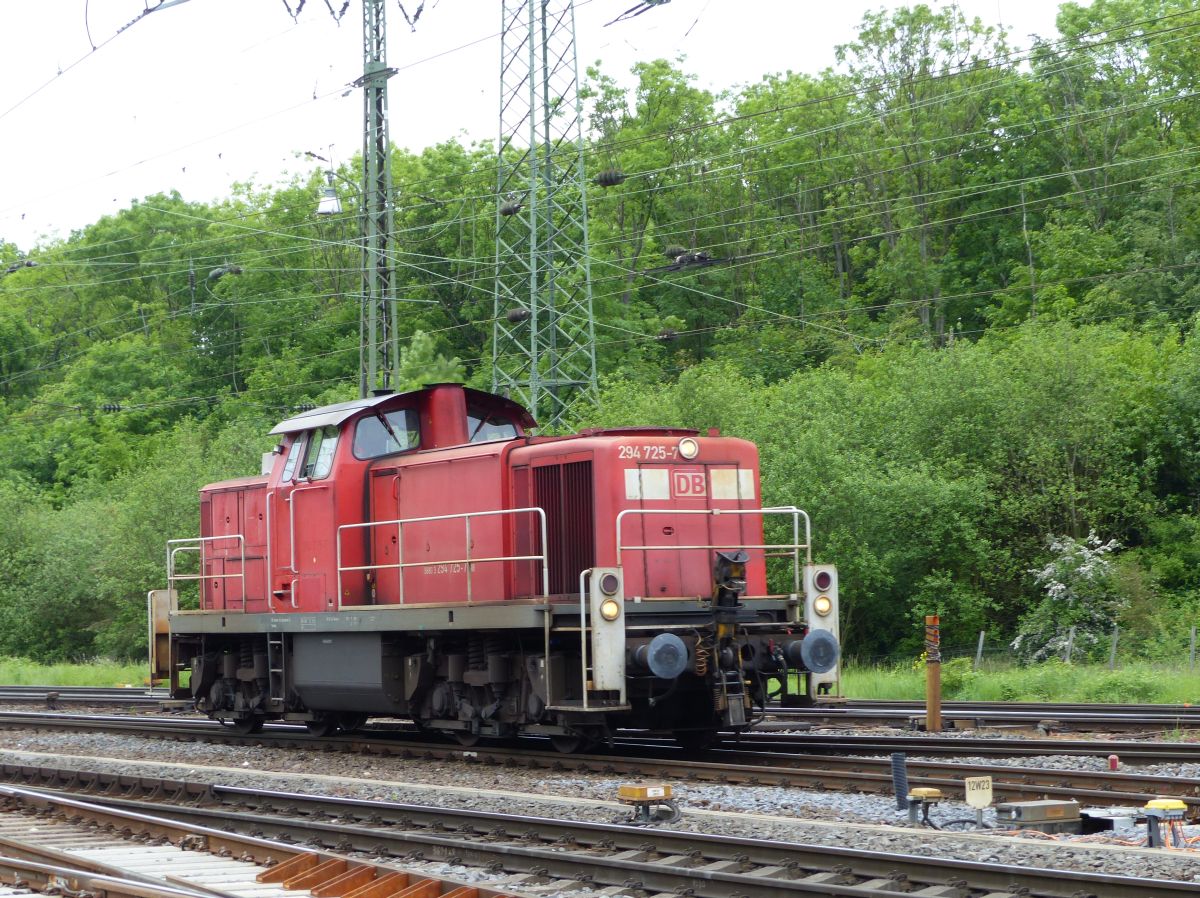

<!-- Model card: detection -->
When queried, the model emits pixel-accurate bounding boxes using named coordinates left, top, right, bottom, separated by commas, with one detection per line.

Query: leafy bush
left=939, top=657, right=979, bottom=697
left=1012, top=533, right=1123, bottom=662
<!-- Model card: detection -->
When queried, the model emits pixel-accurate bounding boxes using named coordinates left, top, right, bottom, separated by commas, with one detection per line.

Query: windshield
left=467, top=407, right=519, bottom=443
left=353, top=408, right=421, bottom=458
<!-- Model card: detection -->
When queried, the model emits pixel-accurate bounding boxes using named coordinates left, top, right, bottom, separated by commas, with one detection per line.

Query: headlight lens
left=678, top=437, right=699, bottom=459
left=600, top=598, right=622, bottom=621
left=813, top=595, right=833, bottom=617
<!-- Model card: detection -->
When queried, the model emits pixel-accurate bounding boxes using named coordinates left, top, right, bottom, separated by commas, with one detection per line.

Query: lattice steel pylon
left=358, top=0, right=398, bottom=397
left=492, top=0, right=598, bottom=428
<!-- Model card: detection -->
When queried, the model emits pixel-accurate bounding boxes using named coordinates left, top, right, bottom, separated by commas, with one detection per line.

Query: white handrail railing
left=336, top=506, right=550, bottom=607
left=167, top=535, right=247, bottom=610
left=615, top=506, right=811, bottom=594
left=578, top=568, right=593, bottom=710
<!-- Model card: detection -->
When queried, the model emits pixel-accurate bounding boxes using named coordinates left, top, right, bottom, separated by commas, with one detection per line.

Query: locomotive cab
left=154, top=383, right=839, bottom=748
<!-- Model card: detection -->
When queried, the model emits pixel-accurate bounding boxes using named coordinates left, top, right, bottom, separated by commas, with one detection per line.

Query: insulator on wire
left=656, top=329, right=678, bottom=343
left=594, top=168, right=626, bottom=188
left=499, top=200, right=522, bottom=217
left=663, top=245, right=687, bottom=260
left=506, top=308, right=532, bottom=324
left=101, top=403, right=122, bottom=413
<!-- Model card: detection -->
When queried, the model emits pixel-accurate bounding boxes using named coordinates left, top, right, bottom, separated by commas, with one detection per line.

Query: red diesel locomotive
left=150, top=383, right=840, bottom=750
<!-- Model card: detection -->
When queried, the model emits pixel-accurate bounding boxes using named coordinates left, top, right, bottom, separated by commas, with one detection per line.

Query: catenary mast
left=492, top=0, right=598, bottom=429
left=358, top=0, right=399, bottom=397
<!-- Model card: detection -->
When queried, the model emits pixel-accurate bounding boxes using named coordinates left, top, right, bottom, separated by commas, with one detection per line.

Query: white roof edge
left=268, top=393, right=397, bottom=435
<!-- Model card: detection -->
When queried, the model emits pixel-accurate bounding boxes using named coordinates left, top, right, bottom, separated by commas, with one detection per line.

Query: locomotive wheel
left=549, top=734, right=585, bottom=754
left=305, top=716, right=341, bottom=738
left=227, top=715, right=265, bottom=735
left=339, top=713, right=368, bottom=733
left=453, top=731, right=481, bottom=747
left=673, top=728, right=720, bottom=752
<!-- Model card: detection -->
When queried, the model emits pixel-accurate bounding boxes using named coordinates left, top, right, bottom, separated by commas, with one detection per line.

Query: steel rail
left=8, top=765, right=1199, bottom=898
left=0, top=686, right=167, bottom=704
left=0, top=854, right=230, bottom=898
left=0, top=784, right=519, bottom=898
left=729, top=730, right=1200, bottom=762
left=6, top=687, right=1200, bottom=732
left=2, top=715, right=1200, bottom=806
left=817, top=699, right=1200, bottom=714
left=0, top=835, right=238, bottom=898
left=1, top=711, right=1199, bottom=814
left=774, top=700, right=1200, bottom=730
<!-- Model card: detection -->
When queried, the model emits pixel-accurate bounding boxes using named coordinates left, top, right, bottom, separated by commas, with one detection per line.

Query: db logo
left=672, top=470, right=707, bottom=497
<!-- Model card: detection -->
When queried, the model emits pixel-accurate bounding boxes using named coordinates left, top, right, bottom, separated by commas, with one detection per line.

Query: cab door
left=272, top=427, right=340, bottom=612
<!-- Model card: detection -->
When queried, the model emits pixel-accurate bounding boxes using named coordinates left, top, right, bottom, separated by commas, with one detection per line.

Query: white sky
left=0, top=1, right=1068, bottom=251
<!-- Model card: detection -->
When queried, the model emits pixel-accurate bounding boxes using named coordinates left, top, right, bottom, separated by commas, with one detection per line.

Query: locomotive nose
left=785, top=629, right=840, bottom=674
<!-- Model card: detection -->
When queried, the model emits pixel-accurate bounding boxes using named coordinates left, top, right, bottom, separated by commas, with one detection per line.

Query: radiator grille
left=534, top=460, right=595, bottom=595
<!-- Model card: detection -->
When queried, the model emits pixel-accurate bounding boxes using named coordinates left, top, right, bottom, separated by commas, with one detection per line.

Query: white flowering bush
left=1011, top=533, right=1124, bottom=663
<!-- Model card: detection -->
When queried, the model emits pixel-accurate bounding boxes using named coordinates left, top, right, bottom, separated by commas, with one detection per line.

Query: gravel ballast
left=1, top=728, right=1200, bottom=883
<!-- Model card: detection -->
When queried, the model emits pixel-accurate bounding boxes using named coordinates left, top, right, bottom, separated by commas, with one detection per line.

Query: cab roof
left=268, top=385, right=537, bottom=436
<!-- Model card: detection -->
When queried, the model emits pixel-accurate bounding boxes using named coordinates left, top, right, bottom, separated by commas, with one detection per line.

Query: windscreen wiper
left=373, top=409, right=404, bottom=449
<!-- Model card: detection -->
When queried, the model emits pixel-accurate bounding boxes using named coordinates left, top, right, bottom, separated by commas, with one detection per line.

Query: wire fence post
left=974, top=630, right=985, bottom=670
left=1191, top=626, right=1196, bottom=672
left=1109, top=626, right=1119, bottom=670
left=1063, top=626, right=1076, bottom=664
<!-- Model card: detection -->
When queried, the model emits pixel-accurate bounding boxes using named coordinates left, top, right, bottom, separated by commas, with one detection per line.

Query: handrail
left=336, top=506, right=550, bottom=608
left=264, top=490, right=275, bottom=607
left=166, top=535, right=246, bottom=611
left=615, top=506, right=811, bottom=594
left=578, top=568, right=593, bottom=711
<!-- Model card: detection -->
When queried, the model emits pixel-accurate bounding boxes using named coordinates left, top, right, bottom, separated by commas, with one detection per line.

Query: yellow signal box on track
left=618, top=784, right=672, bottom=802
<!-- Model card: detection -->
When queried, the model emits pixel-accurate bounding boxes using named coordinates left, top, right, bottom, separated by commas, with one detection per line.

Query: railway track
left=0, top=783, right=514, bottom=898
left=2, top=711, right=1199, bottom=817
left=6, top=686, right=1200, bottom=733
left=773, top=699, right=1200, bottom=730
left=0, top=686, right=166, bottom=705
left=731, top=730, right=1200, bottom=761
left=3, top=763, right=1197, bottom=898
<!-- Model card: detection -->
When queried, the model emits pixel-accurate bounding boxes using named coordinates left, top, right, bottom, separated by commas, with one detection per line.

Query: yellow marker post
left=925, top=615, right=942, bottom=732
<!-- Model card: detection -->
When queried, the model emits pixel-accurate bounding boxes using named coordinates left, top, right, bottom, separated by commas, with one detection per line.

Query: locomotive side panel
left=291, top=632, right=407, bottom=713
left=200, top=478, right=270, bottom=612
left=367, top=451, right=507, bottom=604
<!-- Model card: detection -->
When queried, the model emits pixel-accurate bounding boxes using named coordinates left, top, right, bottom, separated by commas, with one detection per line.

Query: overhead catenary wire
left=12, top=259, right=1200, bottom=434
left=3, top=146, right=1197, bottom=397
left=15, top=81, right=1196, bottom=302
left=2, top=5, right=1190, bottom=400
left=14, top=151, right=1200, bottom=409
left=1, top=3, right=1190, bottom=244
left=7, top=6, right=1190, bottom=280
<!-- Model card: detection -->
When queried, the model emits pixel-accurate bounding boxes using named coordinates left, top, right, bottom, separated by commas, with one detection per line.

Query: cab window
left=280, top=435, right=304, bottom=481
left=353, top=409, right=420, bottom=459
left=467, top=406, right=518, bottom=443
left=302, top=426, right=339, bottom=479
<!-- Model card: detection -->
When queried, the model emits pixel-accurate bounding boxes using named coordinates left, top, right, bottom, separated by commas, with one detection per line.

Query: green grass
left=0, top=658, right=149, bottom=687
left=842, top=658, right=1200, bottom=705
left=8, top=655, right=1200, bottom=706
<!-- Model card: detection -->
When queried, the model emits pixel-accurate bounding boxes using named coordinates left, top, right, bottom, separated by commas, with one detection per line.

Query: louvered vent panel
left=534, top=460, right=595, bottom=595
